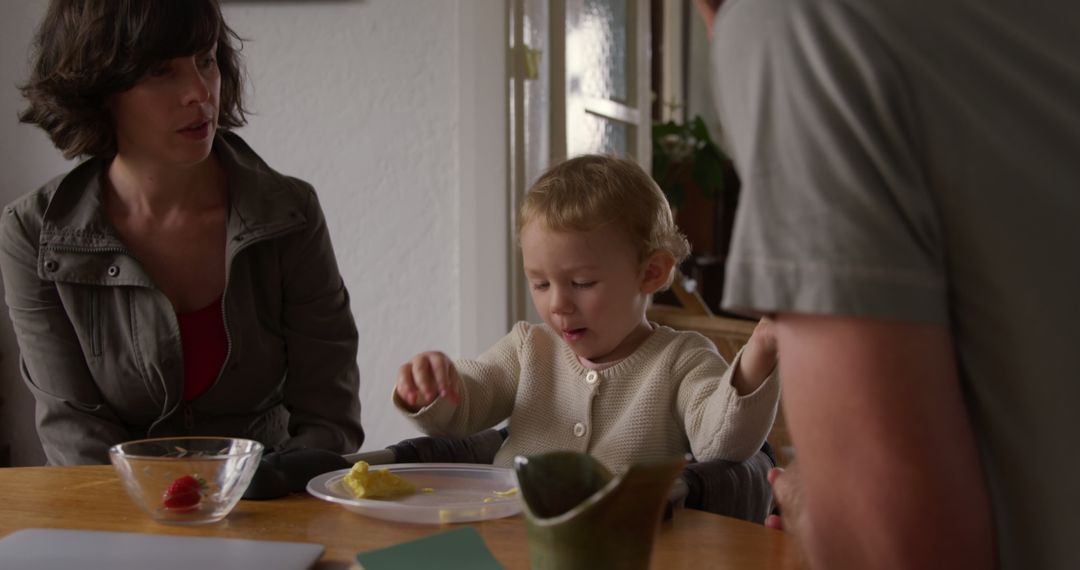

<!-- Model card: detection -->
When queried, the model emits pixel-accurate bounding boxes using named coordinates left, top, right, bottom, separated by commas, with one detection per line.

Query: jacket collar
left=39, top=130, right=305, bottom=250
left=215, top=130, right=307, bottom=244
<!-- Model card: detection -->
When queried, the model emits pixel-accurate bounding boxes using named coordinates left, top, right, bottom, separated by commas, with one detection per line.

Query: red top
left=176, top=296, right=228, bottom=401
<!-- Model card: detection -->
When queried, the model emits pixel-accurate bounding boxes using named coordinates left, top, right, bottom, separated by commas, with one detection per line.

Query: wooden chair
left=648, top=274, right=793, bottom=466
left=647, top=304, right=756, bottom=363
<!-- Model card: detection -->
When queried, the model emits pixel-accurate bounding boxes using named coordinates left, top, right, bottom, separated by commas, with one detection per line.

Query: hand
left=733, top=317, right=778, bottom=395
left=395, top=351, right=462, bottom=412
left=765, top=462, right=804, bottom=534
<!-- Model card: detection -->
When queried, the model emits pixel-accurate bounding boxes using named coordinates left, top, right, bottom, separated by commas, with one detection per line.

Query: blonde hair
left=518, top=155, right=690, bottom=286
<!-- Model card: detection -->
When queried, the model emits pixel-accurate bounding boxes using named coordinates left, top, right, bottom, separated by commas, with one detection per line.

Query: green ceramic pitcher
left=514, top=452, right=686, bottom=570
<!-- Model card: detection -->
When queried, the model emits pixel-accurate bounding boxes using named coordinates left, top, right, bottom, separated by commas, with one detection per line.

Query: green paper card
left=355, top=526, right=505, bottom=570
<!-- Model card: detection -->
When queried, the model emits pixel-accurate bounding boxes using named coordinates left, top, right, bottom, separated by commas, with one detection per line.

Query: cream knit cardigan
left=395, top=322, right=780, bottom=472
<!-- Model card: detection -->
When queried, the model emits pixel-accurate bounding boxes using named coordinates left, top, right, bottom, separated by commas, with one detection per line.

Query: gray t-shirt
left=710, top=0, right=1080, bottom=567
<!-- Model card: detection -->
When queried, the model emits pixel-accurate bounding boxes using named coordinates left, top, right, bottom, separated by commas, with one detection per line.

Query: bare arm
left=776, top=313, right=995, bottom=569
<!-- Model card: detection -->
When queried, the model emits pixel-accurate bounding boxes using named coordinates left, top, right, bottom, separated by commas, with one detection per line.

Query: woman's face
left=108, top=45, right=220, bottom=167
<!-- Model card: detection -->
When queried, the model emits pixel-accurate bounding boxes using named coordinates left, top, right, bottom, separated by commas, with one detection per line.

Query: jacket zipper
left=43, top=244, right=129, bottom=255
left=192, top=223, right=303, bottom=402
left=89, top=288, right=101, bottom=356
left=213, top=286, right=234, bottom=391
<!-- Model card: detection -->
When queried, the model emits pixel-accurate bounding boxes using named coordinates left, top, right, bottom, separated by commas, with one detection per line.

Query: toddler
left=394, top=155, right=779, bottom=471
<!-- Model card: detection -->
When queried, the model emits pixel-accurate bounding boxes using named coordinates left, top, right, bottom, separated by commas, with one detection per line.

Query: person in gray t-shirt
left=695, top=0, right=1080, bottom=568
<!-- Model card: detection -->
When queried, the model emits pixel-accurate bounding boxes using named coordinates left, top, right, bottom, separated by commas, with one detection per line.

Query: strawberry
left=163, top=474, right=206, bottom=511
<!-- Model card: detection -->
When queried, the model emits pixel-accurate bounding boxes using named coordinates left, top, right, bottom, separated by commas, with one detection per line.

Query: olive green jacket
left=0, top=132, right=364, bottom=465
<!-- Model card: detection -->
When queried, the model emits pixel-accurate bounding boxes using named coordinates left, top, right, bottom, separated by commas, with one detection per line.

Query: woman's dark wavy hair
left=18, top=0, right=248, bottom=159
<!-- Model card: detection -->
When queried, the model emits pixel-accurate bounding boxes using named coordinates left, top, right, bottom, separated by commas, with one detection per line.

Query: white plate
left=306, top=463, right=522, bottom=524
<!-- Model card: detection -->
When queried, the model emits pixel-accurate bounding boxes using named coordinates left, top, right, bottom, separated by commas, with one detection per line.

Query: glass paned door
left=564, top=0, right=650, bottom=163
left=509, top=0, right=652, bottom=323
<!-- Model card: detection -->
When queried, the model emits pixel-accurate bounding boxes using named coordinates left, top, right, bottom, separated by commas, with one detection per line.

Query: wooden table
left=0, top=466, right=803, bottom=569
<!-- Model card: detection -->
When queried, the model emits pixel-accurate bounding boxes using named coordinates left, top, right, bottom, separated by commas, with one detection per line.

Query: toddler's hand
left=733, top=317, right=778, bottom=395
left=395, top=351, right=462, bottom=412
left=765, top=462, right=804, bottom=535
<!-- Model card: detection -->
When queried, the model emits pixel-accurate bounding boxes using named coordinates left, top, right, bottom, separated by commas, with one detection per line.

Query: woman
left=1, top=0, right=364, bottom=465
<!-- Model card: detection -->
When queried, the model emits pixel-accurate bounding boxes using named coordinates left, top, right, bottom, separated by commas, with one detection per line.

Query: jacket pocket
left=20, top=360, right=104, bottom=412
left=86, top=287, right=102, bottom=357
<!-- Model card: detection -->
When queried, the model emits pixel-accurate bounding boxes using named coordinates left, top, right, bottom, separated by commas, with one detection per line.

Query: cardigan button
left=573, top=423, right=586, bottom=437
left=43, top=260, right=58, bottom=272
left=585, top=371, right=598, bottom=385
left=107, top=265, right=120, bottom=277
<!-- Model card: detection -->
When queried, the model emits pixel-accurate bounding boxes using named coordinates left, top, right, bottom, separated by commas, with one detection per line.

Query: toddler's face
left=520, top=222, right=654, bottom=363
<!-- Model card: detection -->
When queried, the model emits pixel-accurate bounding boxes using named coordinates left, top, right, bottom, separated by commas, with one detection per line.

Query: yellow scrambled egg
left=343, top=461, right=416, bottom=499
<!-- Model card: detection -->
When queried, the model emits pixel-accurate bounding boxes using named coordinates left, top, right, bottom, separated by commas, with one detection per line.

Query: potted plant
left=651, top=116, right=740, bottom=257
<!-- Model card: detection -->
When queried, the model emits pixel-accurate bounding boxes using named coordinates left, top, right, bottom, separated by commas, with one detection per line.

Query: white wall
left=0, top=0, right=508, bottom=465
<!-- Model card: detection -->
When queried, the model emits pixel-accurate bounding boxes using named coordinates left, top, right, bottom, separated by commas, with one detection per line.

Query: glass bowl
left=108, top=437, right=264, bottom=525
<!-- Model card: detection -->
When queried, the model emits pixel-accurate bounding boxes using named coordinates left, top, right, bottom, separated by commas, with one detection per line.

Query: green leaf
left=689, top=117, right=711, bottom=143
left=652, top=121, right=684, bottom=138
left=692, top=155, right=726, bottom=199
left=652, top=115, right=740, bottom=207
